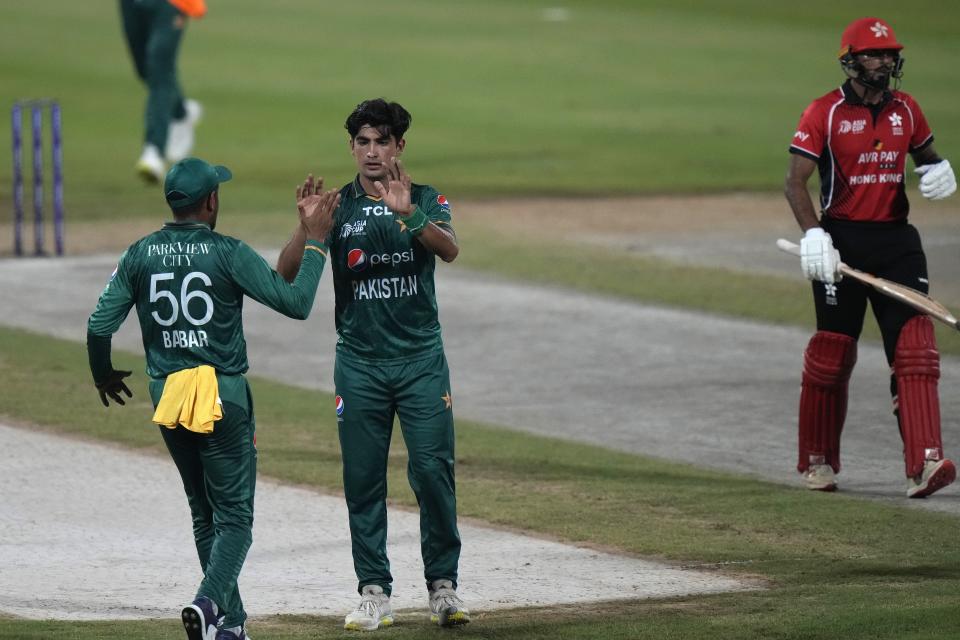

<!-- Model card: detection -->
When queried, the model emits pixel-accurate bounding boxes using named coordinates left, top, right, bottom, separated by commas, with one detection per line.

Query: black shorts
left=812, top=217, right=928, bottom=364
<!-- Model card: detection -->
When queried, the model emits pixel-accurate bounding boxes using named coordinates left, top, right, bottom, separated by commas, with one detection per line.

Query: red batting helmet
left=838, top=17, right=904, bottom=90
left=838, top=17, right=903, bottom=58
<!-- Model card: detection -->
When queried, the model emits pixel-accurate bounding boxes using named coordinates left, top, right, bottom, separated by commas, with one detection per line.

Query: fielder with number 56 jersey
left=87, top=157, right=340, bottom=640
left=277, top=98, right=470, bottom=632
left=785, top=17, right=958, bottom=499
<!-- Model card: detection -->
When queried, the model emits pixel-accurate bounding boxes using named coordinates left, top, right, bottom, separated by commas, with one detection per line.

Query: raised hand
left=296, top=173, right=324, bottom=213
left=297, top=175, right=340, bottom=242
left=373, top=157, right=413, bottom=215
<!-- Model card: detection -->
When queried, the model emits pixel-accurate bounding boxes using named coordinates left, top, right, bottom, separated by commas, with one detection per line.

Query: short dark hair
left=169, top=189, right=215, bottom=216
left=345, top=98, right=412, bottom=141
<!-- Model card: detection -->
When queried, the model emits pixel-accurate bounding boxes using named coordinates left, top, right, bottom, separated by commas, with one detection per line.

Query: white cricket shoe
left=165, top=99, right=203, bottom=162
left=802, top=464, right=837, bottom=492
left=136, top=144, right=166, bottom=184
left=907, top=458, right=956, bottom=498
left=428, top=579, right=470, bottom=627
left=343, top=585, right=393, bottom=632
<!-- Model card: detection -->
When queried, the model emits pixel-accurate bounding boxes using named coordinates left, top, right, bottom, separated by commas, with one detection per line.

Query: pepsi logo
left=437, top=194, right=450, bottom=209
left=347, top=248, right=367, bottom=272
left=335, top=395, right=344, bottom=416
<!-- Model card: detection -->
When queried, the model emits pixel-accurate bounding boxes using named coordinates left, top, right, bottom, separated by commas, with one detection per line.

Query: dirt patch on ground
left=3, top=191, right=957, bottom=255
left=454, top=192, right=960, bottom=252
left=453, top=192, right=960, bottom=300
left=458, top=192, right=795, bottom=236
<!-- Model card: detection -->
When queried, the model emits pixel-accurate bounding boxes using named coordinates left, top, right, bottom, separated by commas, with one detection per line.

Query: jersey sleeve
left=87, top=247, right=137, bottom=337
left=229, top=239, right=326, bottom=320
left=903, top=94, right=934, bottom=152
left=789, top=101, right=826, bottom=161
left=418, top=187, right=453, bottom=231
left=87, top=246, right=139, bottom=384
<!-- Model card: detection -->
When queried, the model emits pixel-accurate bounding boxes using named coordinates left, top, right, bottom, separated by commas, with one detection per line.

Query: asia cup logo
left=347, top=248, right=368, bottom=272
left=335, top=395, right=344, bottom=416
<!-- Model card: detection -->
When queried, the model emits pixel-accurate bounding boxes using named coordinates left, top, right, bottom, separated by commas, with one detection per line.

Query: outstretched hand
left=96, top=369, right=133, bottom=407
left=374, top=157, right=413, bottom=215
left=296, top=174, right=340, bottom=242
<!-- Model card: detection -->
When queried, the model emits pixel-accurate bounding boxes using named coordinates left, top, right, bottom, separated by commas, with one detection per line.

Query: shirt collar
left=162, top=221, right=211, bottom=229
left=349, top=175, right=382, bottom=201
left=841, top=79, right=892, bottom=107
left=350, top=175, right=366, bottom=199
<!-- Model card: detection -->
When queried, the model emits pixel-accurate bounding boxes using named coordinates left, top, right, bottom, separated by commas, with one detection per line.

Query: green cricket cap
left=164, top=157, right=233, bottom=209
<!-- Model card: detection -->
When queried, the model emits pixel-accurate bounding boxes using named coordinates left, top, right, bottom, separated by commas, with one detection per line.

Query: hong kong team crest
left=335, top=395, right=344, bottom=416
left=347, top=248, right=367, bottom=272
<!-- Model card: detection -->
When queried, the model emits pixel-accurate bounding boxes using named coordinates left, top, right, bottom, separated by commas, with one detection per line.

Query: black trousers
left=813, top=217, right=928, bottom=367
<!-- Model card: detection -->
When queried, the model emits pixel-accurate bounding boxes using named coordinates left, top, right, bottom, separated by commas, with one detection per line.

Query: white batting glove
left=800, top=228, right=842, bottom=284
left=916, top=159, right=957, bottom=201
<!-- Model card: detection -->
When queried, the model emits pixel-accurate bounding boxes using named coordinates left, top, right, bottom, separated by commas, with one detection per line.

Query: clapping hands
left=296, top=174, right=340, bottom=242
left=373, top=157, right=414, bottom=216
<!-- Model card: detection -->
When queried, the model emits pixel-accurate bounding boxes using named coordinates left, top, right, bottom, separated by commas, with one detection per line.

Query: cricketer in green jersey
left=120, top=0, right=205, bottom=183
left=277, top=98, right=469, bottom=631
left=87, top=157, right=340, bottom=640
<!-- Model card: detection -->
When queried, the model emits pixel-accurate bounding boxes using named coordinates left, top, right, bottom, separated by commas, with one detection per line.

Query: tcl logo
left=362, top=205, right=394, bottom=217
left=346, top=249, right=414, bottom=272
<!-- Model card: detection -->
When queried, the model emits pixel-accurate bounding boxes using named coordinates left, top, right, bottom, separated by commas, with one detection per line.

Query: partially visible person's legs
left=161, top=399, right=256, bottom=632
left=119, top=0, right=149, bottom=82
left=121, top=0, right=189, bottom=181
left=796, top=274, right=868, bottom=490
left=394, top=352, right=469, bottom=626
left=869, top=225, right=956, bottom=497
left=336, top=355, right=397, bottom=631
left=394, top=353, right=461, bottom=586
left=797, top=329, right=857, bottom=489
left=142, top=0, right=186, bottom=154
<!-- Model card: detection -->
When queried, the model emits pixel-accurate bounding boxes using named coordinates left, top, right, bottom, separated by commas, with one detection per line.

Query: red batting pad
left=798, top=331, right=857, bottom=473
left=894, top=315, right=943, bottom=477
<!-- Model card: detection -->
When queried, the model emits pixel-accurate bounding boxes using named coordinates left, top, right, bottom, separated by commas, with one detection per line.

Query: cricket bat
left=776, top=238, right=960, bottom=331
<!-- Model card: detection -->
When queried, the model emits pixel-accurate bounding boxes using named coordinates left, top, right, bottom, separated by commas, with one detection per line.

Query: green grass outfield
left=2, top=2, right=960, bottom=638
left=3, top=0, right=960, bottom=348
left=1, top=326, right=960, bottom=639
left=0, top=0, right=958, bottom=218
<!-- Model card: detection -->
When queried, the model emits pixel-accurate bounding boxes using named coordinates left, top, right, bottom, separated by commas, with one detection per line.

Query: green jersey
left=329, top=176, right=453, bottom=362
left=88, top=221, right=327, bottom=379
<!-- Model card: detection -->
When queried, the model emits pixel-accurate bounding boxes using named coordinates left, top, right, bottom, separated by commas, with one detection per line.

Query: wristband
left=400, top=206, right=428, bottom=237
left=304, top=239, right=328, bottom=257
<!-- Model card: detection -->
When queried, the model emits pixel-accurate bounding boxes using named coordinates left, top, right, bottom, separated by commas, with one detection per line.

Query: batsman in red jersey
left=785, top=17, right=958, bottom=497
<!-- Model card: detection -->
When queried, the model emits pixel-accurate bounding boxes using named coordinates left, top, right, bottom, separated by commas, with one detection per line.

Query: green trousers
left=119, top=0, right=188, bottom=150
left=152, top=374, right=256, bottom=628
left=335, top=350, right=462, bottom=596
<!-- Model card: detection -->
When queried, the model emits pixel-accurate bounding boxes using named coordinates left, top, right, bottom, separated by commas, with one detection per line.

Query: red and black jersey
left=789, top=80, right=933, bottom=222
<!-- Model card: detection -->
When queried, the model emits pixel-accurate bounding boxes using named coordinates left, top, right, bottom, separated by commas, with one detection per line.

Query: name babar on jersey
left=146, top=239, right=214, bottom=349
left=342, top=200, right=419, bottom=301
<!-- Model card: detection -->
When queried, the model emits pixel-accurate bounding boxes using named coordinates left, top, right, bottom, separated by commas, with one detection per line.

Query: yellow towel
left=152, top=365, right=223, bottom=434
